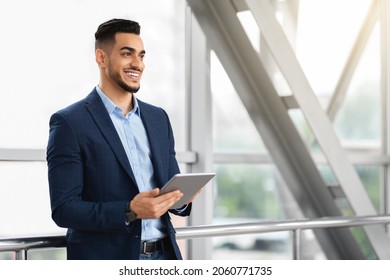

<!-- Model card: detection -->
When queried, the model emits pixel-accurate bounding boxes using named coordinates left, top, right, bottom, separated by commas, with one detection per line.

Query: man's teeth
left=126, top=72, right=139, bottom=77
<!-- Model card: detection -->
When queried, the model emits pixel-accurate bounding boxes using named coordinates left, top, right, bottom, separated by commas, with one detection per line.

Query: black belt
left=140, top=237, right=170, bottom=255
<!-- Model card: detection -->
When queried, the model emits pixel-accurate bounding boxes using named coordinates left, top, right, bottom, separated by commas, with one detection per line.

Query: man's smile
left=124, top=68, right=142, bottom=80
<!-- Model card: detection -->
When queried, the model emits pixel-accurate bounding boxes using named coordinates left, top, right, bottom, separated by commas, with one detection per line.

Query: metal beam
left=185, top=7, right=214, bottom=260
left=380, top=0, right=390, bottom=222
left=245, top=0, right=390, bottom=258
left=0, top=148, right=197, bottom=164
left=187, top=0, right=366, bottom=259
left=0, top=148, right=45, bottom=161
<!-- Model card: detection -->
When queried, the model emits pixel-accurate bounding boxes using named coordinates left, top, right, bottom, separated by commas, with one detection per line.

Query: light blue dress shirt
left=96, top=86, right=165, bottom=241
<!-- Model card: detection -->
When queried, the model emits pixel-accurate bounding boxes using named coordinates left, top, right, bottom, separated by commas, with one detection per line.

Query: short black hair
left=94, top=18, right=141, bottom=50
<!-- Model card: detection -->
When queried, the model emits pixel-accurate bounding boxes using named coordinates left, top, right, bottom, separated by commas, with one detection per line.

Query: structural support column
left=381, top=0, right=390, bottom=227
left=185, top=6, right=214, bottom=260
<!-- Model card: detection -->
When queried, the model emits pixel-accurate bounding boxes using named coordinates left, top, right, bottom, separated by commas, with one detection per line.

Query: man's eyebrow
left=120, top=46, right=146, bottom=55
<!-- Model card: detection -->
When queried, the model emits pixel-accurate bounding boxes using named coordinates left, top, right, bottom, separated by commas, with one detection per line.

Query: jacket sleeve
left=164, top=109, right=192, bottom=217
left=46, top=112, right=127, bottom=231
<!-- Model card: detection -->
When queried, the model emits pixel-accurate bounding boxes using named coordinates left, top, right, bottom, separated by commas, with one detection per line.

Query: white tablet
left=160, top=173, right=216, bottom=209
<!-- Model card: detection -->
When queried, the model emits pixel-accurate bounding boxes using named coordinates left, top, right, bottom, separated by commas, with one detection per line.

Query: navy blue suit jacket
left=47, top=88, right=191, bottom=260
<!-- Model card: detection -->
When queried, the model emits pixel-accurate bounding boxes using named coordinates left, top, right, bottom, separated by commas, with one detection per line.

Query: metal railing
left=1, top=214, right=390, bottom=260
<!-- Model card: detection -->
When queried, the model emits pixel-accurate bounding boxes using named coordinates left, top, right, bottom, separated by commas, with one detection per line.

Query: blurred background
left=0, top=0, right=388, bottom=260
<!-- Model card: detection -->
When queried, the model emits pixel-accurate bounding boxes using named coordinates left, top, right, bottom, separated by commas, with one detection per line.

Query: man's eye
left=122, top=52, right=132, bottom=57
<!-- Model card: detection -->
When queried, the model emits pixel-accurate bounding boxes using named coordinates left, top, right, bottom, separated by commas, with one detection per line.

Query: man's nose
left=130, top=56, right=144, bottom=70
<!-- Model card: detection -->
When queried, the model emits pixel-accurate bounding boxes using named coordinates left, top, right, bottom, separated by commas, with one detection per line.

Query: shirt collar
left=96, top=85, right=141, bottom=117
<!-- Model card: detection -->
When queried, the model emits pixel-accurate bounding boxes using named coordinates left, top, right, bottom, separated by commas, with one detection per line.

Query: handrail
left=176, top=214, right=390, bottom=238
left=1, top=214, right=390, bottom=260
left=0, top=235, right=66, bottom=260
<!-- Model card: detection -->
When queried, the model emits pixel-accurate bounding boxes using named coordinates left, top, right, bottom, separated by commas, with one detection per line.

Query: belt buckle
left=141, top=241, right=154, bottom=255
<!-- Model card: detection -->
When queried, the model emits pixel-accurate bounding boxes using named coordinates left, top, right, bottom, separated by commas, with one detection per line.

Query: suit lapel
left=84, top=89, right=137, bottom=187
left=139, top=102, right=164, bottom=187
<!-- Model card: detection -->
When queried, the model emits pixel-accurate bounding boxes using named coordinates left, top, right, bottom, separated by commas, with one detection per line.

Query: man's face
left=105, top=32, right=145, bottom=93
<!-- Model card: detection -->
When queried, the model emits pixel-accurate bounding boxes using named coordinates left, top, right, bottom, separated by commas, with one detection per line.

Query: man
left=47, top=18, right=195, bottom=260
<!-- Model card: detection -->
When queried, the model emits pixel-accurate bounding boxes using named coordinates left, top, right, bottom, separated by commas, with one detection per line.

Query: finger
left=137, top=188, right=160, bottom=198
left=131, top=190, right=183, bottom=219
left=151, top=191, right=183, bottom=215
left=150, top=188, right=160, bottom=197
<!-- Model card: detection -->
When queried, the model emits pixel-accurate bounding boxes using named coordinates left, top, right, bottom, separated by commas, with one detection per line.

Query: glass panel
left=333, top=24, right=381, bottom=145
left=318, top=165, right=380, bottom=214
left=211, top=164, right=292, bottom=259
left=27, top=248, right=66, bottom=260
left=213, top=232, right=291, bottom=260
left=213, top=164, right=285, bottom=219
left=0, top=246, right=67, bottom=260
left=0, top=252, right=14, bottom=260
left=317, top=165, right=380, bottom=259
left=292, top=13, right=380, bottom=147
left=296, top=0, right=372, bottom=107
left=211, top=51, right=267, bottom=153
left=0, top=162, right=64, bottom=237
left=357, top=166, right=381, bottom=213
left=0, top=0, right=186, bottom=150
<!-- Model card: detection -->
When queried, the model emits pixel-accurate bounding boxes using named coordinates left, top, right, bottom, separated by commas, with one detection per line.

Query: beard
left=108, top=66, right=140, bottom=94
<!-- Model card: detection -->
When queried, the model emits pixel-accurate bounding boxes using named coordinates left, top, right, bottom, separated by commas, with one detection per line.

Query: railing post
left=292, top=229, right=301, bottom=260
left=15, top=250, right=27, bottom=260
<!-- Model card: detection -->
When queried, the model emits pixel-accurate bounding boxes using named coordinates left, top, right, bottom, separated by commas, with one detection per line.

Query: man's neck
left=99, top=82, right=133, bottom=115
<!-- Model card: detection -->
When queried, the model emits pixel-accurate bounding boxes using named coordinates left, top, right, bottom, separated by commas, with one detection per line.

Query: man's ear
left=95, top=49, right=107, bottom=67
